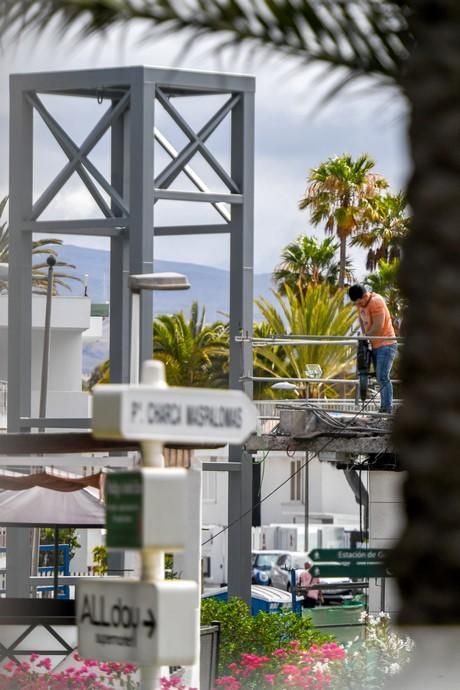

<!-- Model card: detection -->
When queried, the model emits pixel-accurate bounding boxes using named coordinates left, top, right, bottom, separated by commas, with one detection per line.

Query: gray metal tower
left=8, top=66, right=255, bottom=600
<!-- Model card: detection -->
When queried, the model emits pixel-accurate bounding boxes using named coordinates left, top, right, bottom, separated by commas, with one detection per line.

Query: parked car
left=251, top=550, right=284, bottom=585
left=269, top=552, right=309, bottom=590
left=268, top=551, right=355, bottom=605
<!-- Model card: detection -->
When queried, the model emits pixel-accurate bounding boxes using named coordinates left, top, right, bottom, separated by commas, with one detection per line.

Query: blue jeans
left=373, top=344, right=397, bottom=412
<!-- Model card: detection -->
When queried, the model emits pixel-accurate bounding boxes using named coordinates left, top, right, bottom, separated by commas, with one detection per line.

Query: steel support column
left=228, top=91, right=255, bottom=602
left=8, top=77, right=33, bottom=432
left=109, top=98, right=130, bottom=383
left=8, top=65, right=255, bottom=605
left=129, top=72, right=155, bottom=374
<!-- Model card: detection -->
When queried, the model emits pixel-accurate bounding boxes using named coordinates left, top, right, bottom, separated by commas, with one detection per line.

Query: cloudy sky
left=0, top=18, right=410, bottom=275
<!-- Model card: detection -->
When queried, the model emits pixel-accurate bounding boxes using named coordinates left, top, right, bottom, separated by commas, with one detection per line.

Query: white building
left=0, top=293, right=93, bottom=422
left=0, top=294, right=110, bottom=591
left=196, top=442, right=361, bottom=585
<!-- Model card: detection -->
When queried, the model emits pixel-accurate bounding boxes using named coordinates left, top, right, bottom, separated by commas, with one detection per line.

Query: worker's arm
left=365, top=312, right=384, bottom=337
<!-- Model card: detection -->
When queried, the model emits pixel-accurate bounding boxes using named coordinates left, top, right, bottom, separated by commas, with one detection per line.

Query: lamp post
left=38, top=256, right=56, bottom=425
left=0, top=263, right=8, bottom=281
left=111, top=273, right=190, bottom=578
left=128, top=272, right=191, bottom=384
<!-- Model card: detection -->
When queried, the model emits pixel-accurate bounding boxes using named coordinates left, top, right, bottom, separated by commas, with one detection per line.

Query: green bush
left=200, top=596, right=333, bottom=673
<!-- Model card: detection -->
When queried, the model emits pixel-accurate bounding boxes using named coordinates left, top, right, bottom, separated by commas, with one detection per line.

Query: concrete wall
left=0, top=294, right=91, bottom=417
left=368, top=470, right=406, bottom=616
left=196, top=447, right=360, bottom=584
left=196, top=448, right=359, bottom=530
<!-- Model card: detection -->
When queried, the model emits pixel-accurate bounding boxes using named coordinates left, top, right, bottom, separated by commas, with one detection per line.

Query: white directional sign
left=77, top=579, right=198, bottom=665
left=92, top=384, right=257, bottom=444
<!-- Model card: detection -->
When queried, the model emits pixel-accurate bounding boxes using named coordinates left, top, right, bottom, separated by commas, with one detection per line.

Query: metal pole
left=38, top=255, right=56, bottom=427
left=304, top=452, right=309, bottom=553
left=53, top=527, right=59, bottom=599
left=140, top=361, right=165, bottom=690
left=130, top=291, right=140, bottom=385
left=380, top=576, right=386, bottom=612
left=31, top=257, right=56, bottom=587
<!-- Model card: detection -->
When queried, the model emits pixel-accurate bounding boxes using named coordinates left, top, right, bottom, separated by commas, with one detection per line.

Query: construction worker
left=348, top=284, right=397, bottom=413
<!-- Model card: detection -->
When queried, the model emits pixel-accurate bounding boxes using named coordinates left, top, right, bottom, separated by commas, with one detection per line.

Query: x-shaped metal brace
left=0, top=623, right=75, bottom=665
left=27, top=91, right=131, bottom=222
left=155, top=87, right=241, bottom=195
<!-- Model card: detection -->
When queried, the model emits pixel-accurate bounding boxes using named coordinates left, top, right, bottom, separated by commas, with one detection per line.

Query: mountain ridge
left=55, top=245, right=275, bottom=373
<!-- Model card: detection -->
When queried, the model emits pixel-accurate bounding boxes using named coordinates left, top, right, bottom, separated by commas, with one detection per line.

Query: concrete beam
left=244, top=433, right=391, bottom=455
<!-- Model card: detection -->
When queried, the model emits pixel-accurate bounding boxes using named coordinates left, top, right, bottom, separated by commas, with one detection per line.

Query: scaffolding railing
left=238, top=332, right=403, bottom=413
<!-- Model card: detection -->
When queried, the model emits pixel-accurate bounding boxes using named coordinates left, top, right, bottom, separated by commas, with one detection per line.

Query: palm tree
left=273, top=235, right=353, bottom=297
left=4, top=0, right=459, bottom=629
left=352, top=192, right=411, bottom=271
left=254, top=284, right=358, bottom=398
left=0, top=196, right=80, bottom=293
left=88, top=302, right=229, bottom=387
left=365, top=259, right=405, bottom=333
left=298, top=154, right=389, bottom=287
left=387, top=3, right=460, bottom=627
left=0, top=2, right=411, bottom=99
left=153, top=302, right=229, bottom=387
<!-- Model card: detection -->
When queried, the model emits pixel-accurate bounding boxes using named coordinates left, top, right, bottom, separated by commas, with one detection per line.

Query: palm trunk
left=390, top=1, right=460, bottom=624
left=338, top=235, right=347, bottom=288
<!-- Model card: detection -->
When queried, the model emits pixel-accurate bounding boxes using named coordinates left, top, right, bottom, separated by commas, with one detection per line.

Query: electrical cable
left=299, top=403, right=387, bottom=435
left=254, top=449, right=270, bottom=502
left=201, top=386, right=383, bottom=547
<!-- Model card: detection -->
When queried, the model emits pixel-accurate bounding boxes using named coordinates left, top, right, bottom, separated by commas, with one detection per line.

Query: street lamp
left=271, top=381, right=298, bottom=391
left=128, top=272, right=191, bottom=384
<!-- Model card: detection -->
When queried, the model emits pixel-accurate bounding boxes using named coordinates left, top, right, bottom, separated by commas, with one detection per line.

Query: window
left=290, top=460, right=304, bottom=502
left=202, top=557, right=211, bottom=577
left=203, top=465, right=217, bottom=503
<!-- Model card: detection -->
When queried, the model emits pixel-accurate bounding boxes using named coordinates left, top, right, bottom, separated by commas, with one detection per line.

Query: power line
left=201, top=387, right=383, bottom=547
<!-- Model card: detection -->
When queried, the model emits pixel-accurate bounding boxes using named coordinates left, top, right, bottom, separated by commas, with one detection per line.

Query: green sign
left=106, top=471, right=143, bottom=549
left=311, top=563, right=393, bottom=578
left=308, top=548, right=389, bottom=563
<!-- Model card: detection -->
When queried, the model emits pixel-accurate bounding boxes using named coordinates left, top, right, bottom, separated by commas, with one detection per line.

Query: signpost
left=105, top=468, right=188, bottom=550
left=92, top=385, right=258, bottom=444
left=77, top=579, right=198, bottom=665
left=80, top=360, right=258, bottom=690
left=309, top=548, right=389, bottom=563
left=308, top=548, right=393, bottom=579
left=311, top=563, right=392, bottom=578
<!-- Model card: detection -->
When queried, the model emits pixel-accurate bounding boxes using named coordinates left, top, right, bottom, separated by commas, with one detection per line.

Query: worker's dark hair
left=348, top=284, right=366, bottom=302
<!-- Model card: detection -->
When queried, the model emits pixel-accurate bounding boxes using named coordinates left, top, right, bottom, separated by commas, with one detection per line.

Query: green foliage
left=0, top=1, right=411, bottom=99
left=329, top=612, right=414, bottom=689
left=352, top=192, right=410, bottom=271
left=200, top=596, right=332, bottom=673
left=273, top=234, right=353, bottom=296
left=153, top=302, right=229, bottom=387
left=40, top=528, right=80, bottom=561
left=86, top=359, right=110, bottom=389
left=0, top=196, right=81, bottom=293
left=165, top=554, right=178, bottom=580
left=91, top=545, right=108, bottom=575
left=299, top=154, right=389, bottom=287
left=365, top=259, right=405, bottom=330
left=254, top=284, right=358, bottom=398
left=87, top=302, right=229, bottom=388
